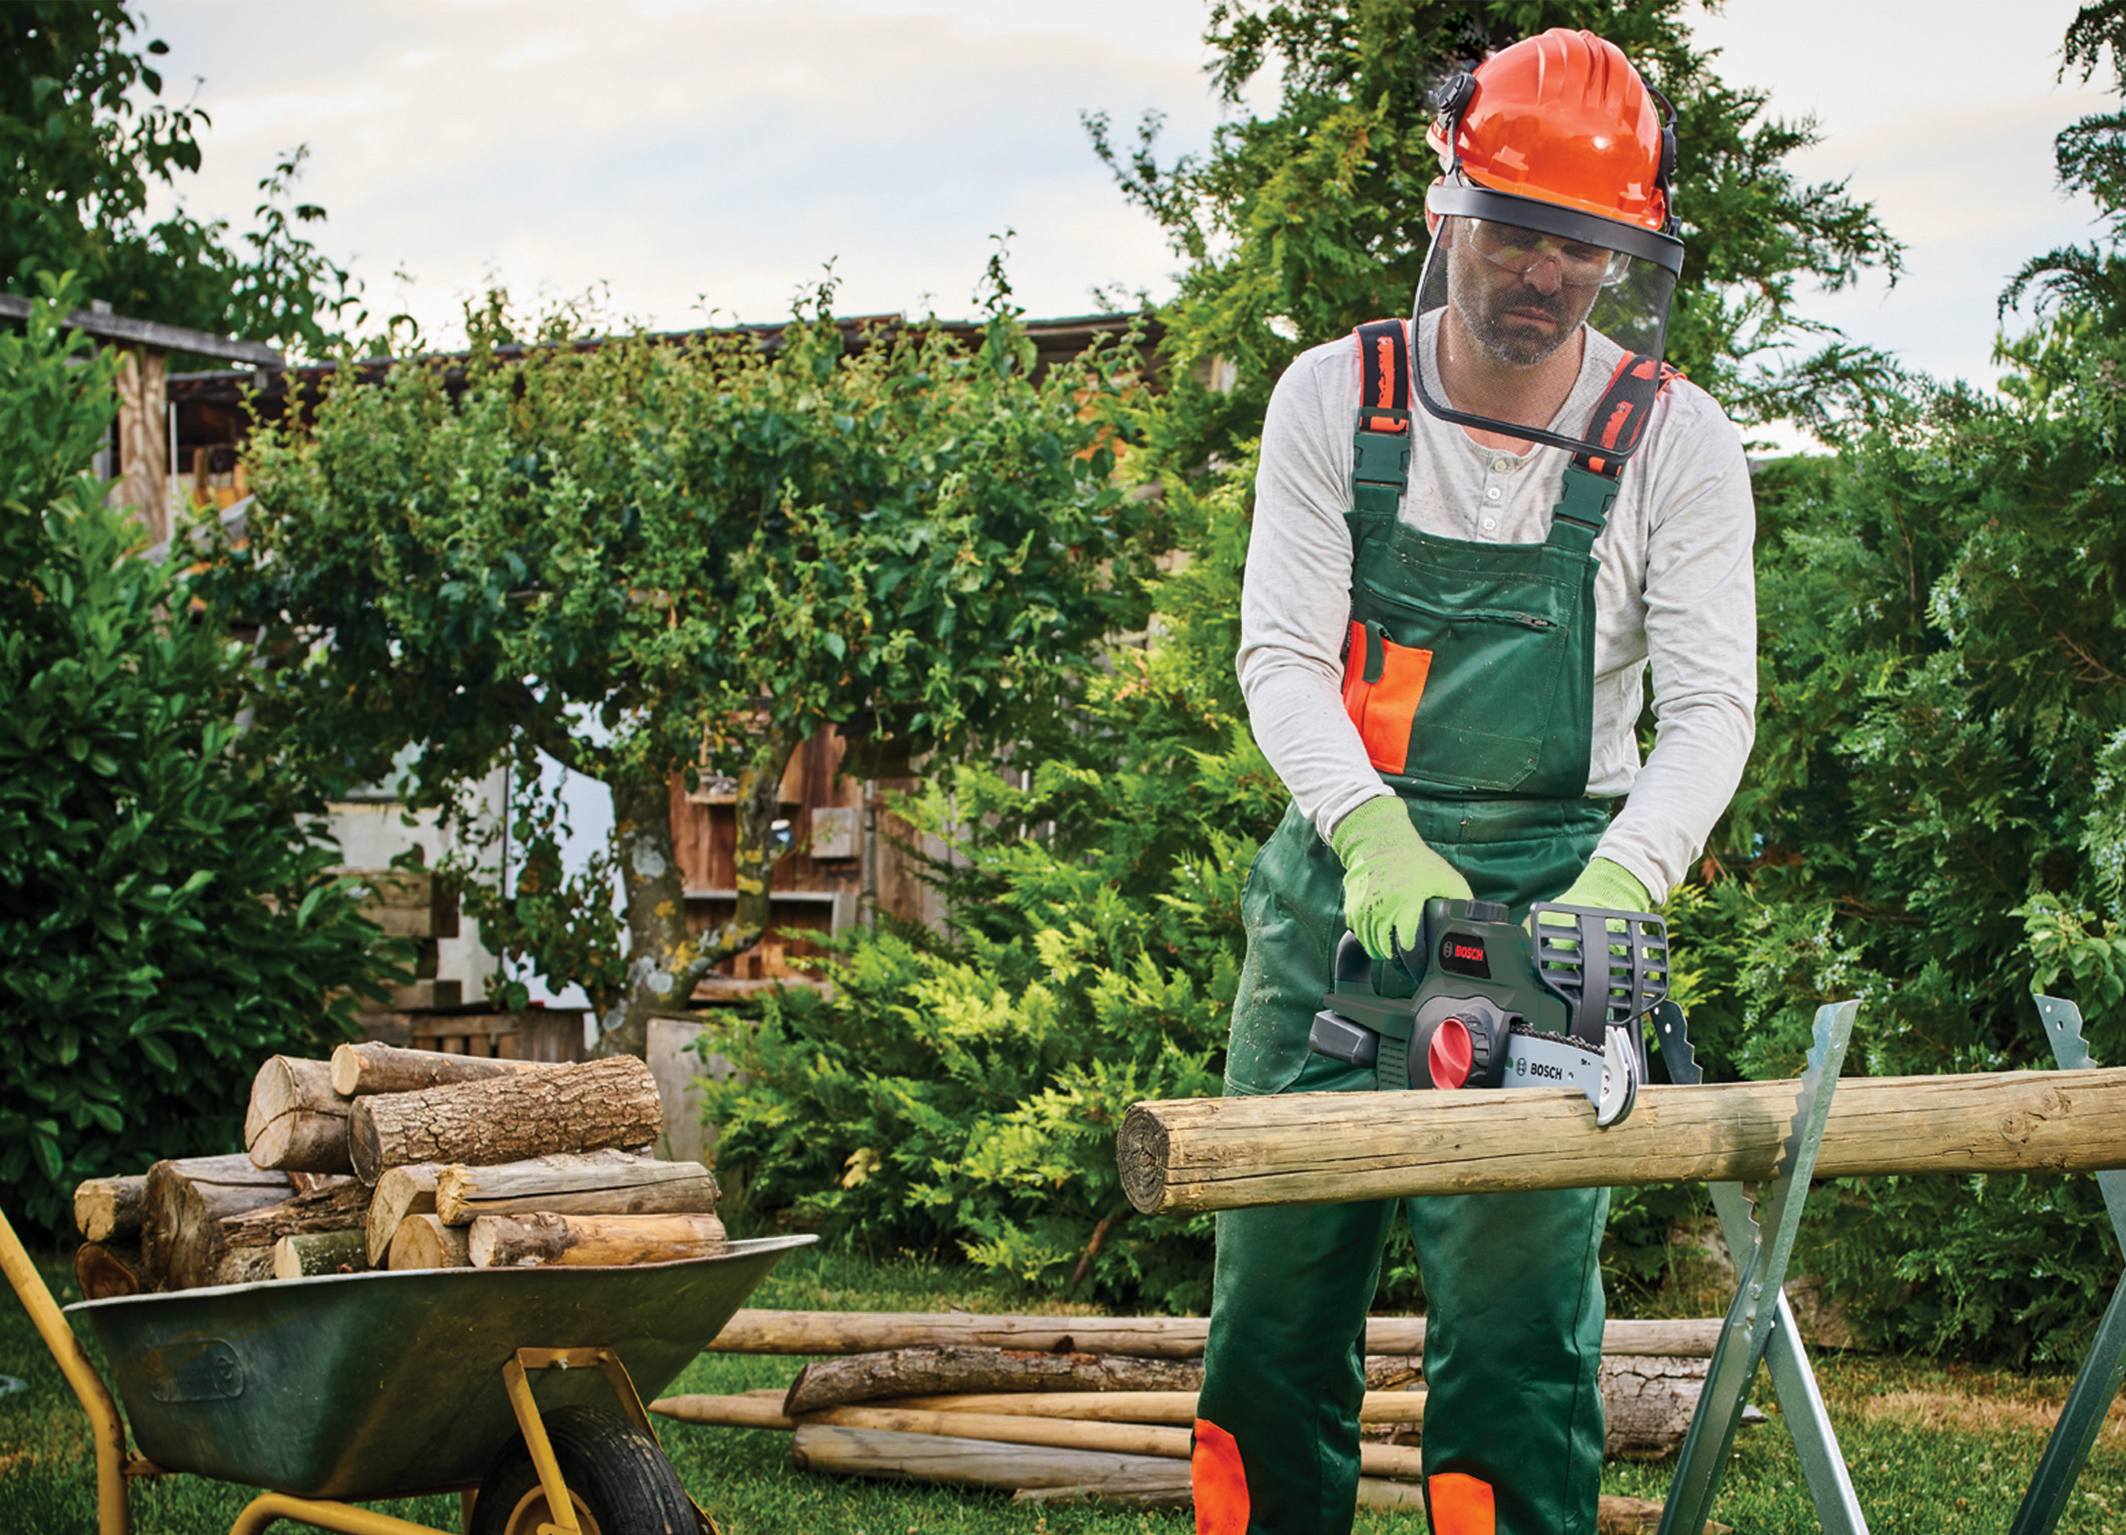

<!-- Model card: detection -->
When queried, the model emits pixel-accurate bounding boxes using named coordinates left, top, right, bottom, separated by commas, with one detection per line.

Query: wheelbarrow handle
left=1, top=1204, right=134, bottom=1535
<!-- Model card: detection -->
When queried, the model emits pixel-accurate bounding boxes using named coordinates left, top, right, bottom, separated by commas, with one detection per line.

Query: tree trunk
left=141, top=1155, right=295, bottom=1291
left=244, top=1057, right=354, bottom=1174
left=75, top=1241, right=146, bottom=1300
left=467, top=1211, right=726, bottom=1268
left=366, top=1164, right=441, bottom=1266
left=435, top=1150, right=718, bottom=1225
left=594, top=732, right=801, bottom=1060
left=331, top=1042, right=547, bottom=1097
left=388, top=1213, right=472, bottom=1270
left=783, top=1348, right=1206, bottom=1416
left=347, top=1055, right=664, bottom=1183
left=1118, top=1068, right=2126, bottom=1214
left=74, top=1176, right=147, bottom=1243
left=272, top=1229, right=368, bottom=1279
left=706, top=1309, right=1722, bottom=1360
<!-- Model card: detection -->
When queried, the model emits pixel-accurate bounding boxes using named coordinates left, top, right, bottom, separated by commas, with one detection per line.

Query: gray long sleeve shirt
left=1236, top=317, right=1758, bottom=903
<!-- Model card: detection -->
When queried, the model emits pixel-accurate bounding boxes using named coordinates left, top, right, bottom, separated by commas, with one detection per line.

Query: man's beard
left=1450, top=279, right=1576, bottom=367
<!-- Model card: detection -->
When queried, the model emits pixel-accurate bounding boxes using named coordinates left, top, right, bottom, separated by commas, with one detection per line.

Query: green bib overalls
left=1193, top=321, right=1674, bottom=1535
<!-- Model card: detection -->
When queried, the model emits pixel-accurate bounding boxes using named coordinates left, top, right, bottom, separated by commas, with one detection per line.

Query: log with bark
left=435, top=1150, right=718, bottom=1225
left=348, top=1055, right=663, bottom=1184
left=73, top=1175, right=147, bottom=1244
left=782, top=1347, right=1206, bottom=1415
left=244, top=1056, right=355, bottom=1174
left=218, top=1177, right=371, bottom=1253
left=140, top=1154, right=298, bottom=1291
left=706, top=1308, right=1723, bottom=1360
left=272, top=1229, right=368, bottom=1279
left=388, top=1213, right=472, bottom=1270
left=366, top=1164, right=441, bottom=1267
left=330, top=1041, right=548, bottom=1098
left=74, top=1241, right=146, bottom=1300
left=468, top=1211, right=726, bottom=1269
left=1120, top=1069, right=2126, bottom=1214
left=793, top=1424, right=1186, bottom=1493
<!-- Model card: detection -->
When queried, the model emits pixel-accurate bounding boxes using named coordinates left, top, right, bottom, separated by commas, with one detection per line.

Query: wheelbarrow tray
left=65, top=1233, right=815, bottom=1501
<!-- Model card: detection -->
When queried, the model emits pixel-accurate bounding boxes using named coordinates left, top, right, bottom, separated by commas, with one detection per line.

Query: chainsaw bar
left=1503, top=1024, right=1641, bottom=1126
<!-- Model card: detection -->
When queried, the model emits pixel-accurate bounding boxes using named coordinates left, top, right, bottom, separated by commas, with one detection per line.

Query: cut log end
left=1115, top=1108, right=1170, bottom=1216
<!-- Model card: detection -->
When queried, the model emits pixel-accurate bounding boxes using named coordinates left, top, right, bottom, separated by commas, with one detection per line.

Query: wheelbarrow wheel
left=470, top=1405, right=696, bottom=1535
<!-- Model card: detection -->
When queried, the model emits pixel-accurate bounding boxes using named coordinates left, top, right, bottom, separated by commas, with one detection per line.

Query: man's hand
left=1553, top=857, right=1650, bottom=916
left=1330, top=797, right=1473, bottom=963
left=1536, top=857, right=1653, bottom=957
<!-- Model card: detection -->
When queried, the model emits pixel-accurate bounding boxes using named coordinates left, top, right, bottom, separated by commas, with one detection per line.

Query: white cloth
left=1236, top=316, right=1758, bottom=903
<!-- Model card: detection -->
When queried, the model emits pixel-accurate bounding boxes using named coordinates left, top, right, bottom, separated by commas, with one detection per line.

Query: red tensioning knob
left=1429, top=1017, right=1473, bottom=1089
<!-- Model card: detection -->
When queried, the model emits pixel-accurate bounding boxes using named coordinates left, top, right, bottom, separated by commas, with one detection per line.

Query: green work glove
left=1537, top=857, right=1653, bottom=958
left=1329, top=796, right=1473, bottom=962
left=1554, top=856, right=1651, bottom=915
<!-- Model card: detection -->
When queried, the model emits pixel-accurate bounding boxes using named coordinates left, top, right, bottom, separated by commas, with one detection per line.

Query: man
left=1195, top=28, right=1757, bottom=1535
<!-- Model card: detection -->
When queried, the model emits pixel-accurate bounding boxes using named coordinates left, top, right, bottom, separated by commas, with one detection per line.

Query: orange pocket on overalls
left=1340, top=618, right=1433, bottom=775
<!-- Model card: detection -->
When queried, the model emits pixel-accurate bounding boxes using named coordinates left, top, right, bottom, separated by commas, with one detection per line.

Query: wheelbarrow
left=2, top=1204, right=814, bottom=1535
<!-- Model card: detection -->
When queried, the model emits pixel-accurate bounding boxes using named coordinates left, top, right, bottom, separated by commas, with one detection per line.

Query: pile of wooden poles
left=653, top=1308, right=1742, bottom=1527
left=70, top=1042, right=723, bottom=1295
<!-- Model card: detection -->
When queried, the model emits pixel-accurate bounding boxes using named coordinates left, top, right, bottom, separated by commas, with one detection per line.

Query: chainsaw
left=1306, top=896, right=1673, bottom=1127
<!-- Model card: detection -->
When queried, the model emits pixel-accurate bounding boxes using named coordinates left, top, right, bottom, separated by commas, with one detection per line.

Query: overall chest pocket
left=1345, top=559, right=1589, bottom=797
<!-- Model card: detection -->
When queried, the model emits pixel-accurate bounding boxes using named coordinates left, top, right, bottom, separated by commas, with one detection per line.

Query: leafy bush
left=0, top=282, right=383, bottom=1233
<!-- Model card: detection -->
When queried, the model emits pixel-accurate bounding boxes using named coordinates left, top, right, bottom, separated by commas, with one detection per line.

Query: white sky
left=136, top=0, right=2112, bottom=393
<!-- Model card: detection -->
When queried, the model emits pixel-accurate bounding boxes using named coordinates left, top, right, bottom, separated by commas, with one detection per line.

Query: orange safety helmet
left=1427, top=28, right=1677, bottom=239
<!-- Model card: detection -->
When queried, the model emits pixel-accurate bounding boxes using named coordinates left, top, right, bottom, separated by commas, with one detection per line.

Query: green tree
left=1087, top=0, right=1902, bottom=466
left=0, top=279, right=384, bottom=1233
left=1653, top=0, right=2126, bottom=1361
left=2, top=2, right=359, bottom=355
left=213, top=286, right=1153, bottom=1062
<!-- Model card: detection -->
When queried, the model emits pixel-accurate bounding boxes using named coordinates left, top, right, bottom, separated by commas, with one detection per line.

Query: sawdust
left=1862, top=1387, right=2126, bottom=1443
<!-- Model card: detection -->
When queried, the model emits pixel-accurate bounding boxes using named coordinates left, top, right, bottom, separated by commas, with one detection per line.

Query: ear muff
left=1434, top=69, right=1477, bottom=168
left=1647, top=83, right=1679, bottom=216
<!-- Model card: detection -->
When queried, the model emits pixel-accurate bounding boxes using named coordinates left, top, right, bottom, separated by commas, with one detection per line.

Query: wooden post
left=1118, top=1068, right=2126, bottom=1214
left=703, top=1308, right=1722, bottom=1360
left=112, top=345, right=168, bottom=545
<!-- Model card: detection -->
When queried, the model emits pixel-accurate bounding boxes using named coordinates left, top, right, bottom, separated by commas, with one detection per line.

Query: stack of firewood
left=652, top=1310, right=1745, bottom=1531
left=70, top=1042, right=723, bottom=1298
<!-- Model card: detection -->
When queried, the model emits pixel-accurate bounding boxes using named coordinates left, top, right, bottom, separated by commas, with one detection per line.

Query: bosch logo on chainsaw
left=1304, top=895, right=1675, bottom=1128
left=1437, top=933, right=1492, bottom=979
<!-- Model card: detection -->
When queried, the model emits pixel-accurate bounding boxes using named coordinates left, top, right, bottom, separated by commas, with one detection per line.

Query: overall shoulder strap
left=1547, top=352, right=1680, bottom=555
left=1350, top=319, right=1412, bottom=520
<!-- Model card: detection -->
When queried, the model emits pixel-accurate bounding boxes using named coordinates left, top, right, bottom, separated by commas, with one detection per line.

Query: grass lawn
left=6, top=1234, right=2126, bottom=1534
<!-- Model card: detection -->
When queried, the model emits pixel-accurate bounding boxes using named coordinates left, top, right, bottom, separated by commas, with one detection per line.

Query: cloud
left=141, top=0, right=1221, bottom=341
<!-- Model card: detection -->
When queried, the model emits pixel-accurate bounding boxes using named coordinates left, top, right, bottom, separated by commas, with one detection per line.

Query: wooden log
left=366, top=1164, right=440, bottom=1266
left=244, top=1056, right=354, bottom=1174
left=1117, top=1067, right=2126, bottom=1214
left=467, top=1211, right=726, bottom=1269
left=705, top=1308, right=1723, bottom=1359
left=791, top=1424, right=1191, bottom=1493
left=655, top=1389, right=1426, bottom=1431
left=330, top=1041, right=547, bottom=1097
left=783, top=1347, right=1205, bottom=1415
left=73, top=1175, right=147, bottom=1243
left=1013, top=1480, right=1727, bottom=1531
left=435, top=1150, right=718, bottom=1225
left=272, top=1229, right=368, bottom=1279
left=348, top=1055, right=662, bottom=1184
left=388, top=1213, right=472, bottom=1270
left=218, top=1177, right=372, bottom=1252
left=74, top=1241, right=146, bottom=1301
left=141, top=1154, right=298, bottom=1291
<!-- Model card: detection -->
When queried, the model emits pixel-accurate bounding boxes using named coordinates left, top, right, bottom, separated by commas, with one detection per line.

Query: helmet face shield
left=1412, top=182, right=1683, bottom=460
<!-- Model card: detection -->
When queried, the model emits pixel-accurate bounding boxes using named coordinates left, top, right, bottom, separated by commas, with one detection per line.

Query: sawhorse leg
left=2008, top=996, right=2126, bottom=1535
left=1653, top=1000, right=1868, bottom=1535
